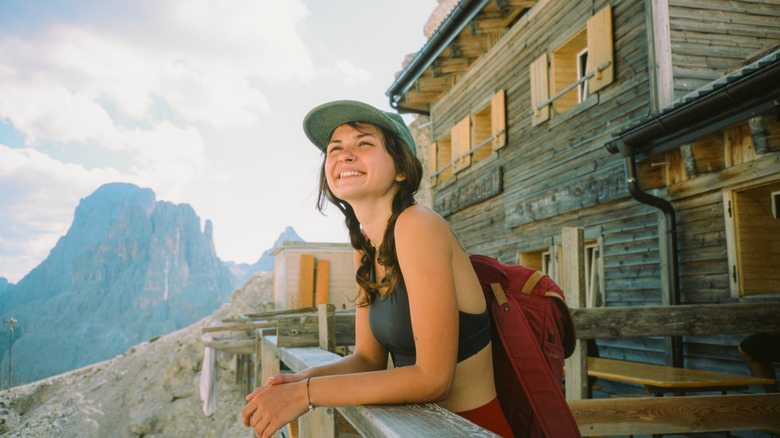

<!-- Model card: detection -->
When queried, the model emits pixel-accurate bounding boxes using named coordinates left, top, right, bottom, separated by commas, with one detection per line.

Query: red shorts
left=456, top=396, right=514, bottom=438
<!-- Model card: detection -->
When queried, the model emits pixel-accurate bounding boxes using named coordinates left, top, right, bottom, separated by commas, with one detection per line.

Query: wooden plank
left=201, top=321, right=275, bottom=334
left=572, top=302, right=780, bottom=339
left=276, top=313, right=356, bottom=348
left=203, top=337, right=256, bottom=355
left=237, top=307, right=318, bottom=320
left=588, top=357, right=774, bottom=391
left=569, top=393, right=780, bottom=436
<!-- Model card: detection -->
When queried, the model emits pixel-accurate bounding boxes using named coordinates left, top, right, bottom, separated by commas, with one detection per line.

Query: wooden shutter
left=314, top=259, right=330, bottom=306
left=587, top=5, right=614, bottom=92
left=298, top=254, right=315, bottom=308
left=491, top=89, right=506, bottom=150
left=452, top=116, right=471, bottom=172
left=530, top=54, right=550, bottom=126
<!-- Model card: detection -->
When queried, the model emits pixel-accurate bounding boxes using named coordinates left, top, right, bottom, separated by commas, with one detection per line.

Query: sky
left=0, top=0, right=439, bottom=284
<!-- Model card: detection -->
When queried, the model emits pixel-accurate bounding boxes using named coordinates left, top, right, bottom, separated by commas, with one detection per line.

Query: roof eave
left=386, top=0, right=491, bottom=114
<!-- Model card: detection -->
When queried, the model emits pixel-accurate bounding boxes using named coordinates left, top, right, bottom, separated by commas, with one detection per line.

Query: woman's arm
left=242, top=210, right=460, bottom=436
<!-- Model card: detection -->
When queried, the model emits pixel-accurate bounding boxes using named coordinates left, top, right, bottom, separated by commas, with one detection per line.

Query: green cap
left=303, top=100, right=416, bottom=154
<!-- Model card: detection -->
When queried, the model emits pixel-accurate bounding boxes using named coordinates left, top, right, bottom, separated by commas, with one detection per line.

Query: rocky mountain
left=0, top=183, right=234, bottom=386
left=225, top=226, right=303, bottom=287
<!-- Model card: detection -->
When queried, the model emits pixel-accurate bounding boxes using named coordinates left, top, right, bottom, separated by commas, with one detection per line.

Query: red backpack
left=469, top=254, right=580, bottom=438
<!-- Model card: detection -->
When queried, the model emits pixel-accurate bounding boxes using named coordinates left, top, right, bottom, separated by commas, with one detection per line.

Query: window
left=518, top=237, right=604, bottom=308
left=518, top=246, right=560, bottom=283
left=584, top=241, right=604, bottom=308
left=723, top=180, right=780, bottom=297
left=429, top=89, right=506, bottom=184
left=576, top=48, right=589, bottom=103
left=529, top=5, right=613, bottom=121
left=472, top=89, right=507, bottom=164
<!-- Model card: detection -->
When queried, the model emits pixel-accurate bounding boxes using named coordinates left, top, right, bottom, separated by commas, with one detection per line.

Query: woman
left=241, top=100, right=513, bottom=438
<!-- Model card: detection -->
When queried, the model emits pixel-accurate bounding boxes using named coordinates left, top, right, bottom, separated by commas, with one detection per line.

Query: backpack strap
left=490, top=283, right=508, bottom=306
left=521, top=270, right=546, bottom=295
left=491, top=282, right=582, bottom=438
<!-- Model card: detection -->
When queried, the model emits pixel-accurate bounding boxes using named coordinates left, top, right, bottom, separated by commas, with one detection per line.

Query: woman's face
left=324, top=123, right=404, bottom=204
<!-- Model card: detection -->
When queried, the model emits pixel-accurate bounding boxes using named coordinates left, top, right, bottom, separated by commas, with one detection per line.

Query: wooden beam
left=572, top=302, right=780, bottom=339
left=276, top=313, right=356, bottom=348
left=569, top=393, right=780, bottom=436
left=415, top=75, right=455, bottom=94
left=201, top=321, right=275, bottom=333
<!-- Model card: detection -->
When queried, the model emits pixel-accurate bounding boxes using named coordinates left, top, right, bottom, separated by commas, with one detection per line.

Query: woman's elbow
left=420, top=371, right=454, bottom=402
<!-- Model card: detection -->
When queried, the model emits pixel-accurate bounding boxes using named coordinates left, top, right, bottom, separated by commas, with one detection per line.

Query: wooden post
left=562, top=227, right=588, bottom=400
left=299, top=407, right=337, bottom=438
left=318, top=304, right=336, bottom=353
left=261, top=336, right=280, bottom=384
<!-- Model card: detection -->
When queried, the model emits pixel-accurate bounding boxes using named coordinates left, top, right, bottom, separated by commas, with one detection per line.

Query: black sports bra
left=368, top=268, right=491, bottom=367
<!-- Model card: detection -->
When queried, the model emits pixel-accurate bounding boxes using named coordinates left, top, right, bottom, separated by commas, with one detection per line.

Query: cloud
left=333, top=59, right=372, bottom=84
left=0, top=0, right=315, bottom=140
left=0, top=144, right=124, bottom=282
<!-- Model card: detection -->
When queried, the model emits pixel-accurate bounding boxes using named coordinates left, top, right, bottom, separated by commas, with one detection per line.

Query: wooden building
left=386, top=0, right=780, bottom=393
left=270, top=241, right=355, bottom=311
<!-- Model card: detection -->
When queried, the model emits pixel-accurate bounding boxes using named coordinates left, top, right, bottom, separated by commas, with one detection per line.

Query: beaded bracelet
left=306, top=377, right=314, bottom=411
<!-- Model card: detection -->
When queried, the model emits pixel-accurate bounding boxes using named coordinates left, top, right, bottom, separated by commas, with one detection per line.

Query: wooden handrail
left=260, top=335, right=500, bottom=437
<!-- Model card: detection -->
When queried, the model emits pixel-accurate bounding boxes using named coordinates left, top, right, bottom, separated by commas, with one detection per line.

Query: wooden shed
left=270, top=241, right=355, bottom=311
left=387, top=0, right=780, bottom=394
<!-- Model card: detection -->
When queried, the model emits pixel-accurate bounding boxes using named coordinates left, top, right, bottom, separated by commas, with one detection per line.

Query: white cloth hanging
left=199, top=334, right=218, bottom=416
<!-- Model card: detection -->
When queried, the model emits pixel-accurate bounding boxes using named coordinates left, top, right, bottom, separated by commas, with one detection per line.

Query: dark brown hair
left=316, top=122, right=422, bottom=305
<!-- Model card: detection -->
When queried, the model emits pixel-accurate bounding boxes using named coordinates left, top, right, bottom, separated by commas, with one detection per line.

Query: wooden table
left=588, top=357, right=776, bottom=395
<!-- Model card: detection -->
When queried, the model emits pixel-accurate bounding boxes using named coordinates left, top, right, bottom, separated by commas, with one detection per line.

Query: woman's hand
left=265, top=372, right=306, bottom=387
left=241, top=379, right=309, bottom=438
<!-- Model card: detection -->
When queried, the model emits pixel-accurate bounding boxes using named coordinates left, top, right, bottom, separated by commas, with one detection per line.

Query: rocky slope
left=0, top=270, right=273, bottom=438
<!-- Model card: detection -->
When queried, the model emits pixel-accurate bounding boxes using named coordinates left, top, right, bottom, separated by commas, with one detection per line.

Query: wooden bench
left=587, top=357, right=775, bottom=395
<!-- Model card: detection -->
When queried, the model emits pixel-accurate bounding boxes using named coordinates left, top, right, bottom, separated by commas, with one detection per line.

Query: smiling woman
left=240, top=100, right=513, bottom=438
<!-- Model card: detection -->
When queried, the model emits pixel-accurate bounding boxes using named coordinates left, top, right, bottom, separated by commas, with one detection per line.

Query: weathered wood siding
left=430, top=0, right=657, bottom=299
left=427, top=0, right=668, bottom=368
left=668, top=0, right=780, bottom=99
left=423, top=0, right=780, bottom=385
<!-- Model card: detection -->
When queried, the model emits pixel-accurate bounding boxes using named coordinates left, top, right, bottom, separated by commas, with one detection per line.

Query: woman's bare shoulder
left=396, top=204, right=446, bottom=230
left=394, top=205, right=452, bottom=250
